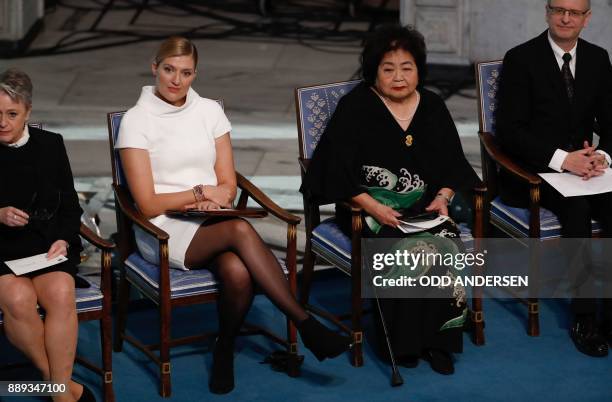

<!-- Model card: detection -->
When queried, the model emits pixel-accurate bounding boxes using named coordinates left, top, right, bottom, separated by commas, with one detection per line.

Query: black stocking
left=209, top=252, right=254, bottom=343
left=185, top=218, right=308, bottom=335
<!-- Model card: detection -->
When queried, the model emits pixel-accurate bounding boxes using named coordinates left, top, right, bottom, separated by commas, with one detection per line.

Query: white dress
left=115, top=86, right=232, bottom=269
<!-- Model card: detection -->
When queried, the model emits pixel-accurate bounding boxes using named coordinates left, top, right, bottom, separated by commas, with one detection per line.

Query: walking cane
left=365, top=263, right=404, bottom=387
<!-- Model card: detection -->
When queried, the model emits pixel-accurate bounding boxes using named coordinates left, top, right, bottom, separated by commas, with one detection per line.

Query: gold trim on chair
left=287, top=224, right=297, bottom=242
left=160, top=243, right=169, bottom=260
left=530, top=187, right=540, bottom=203
left=161, top=362, right=171, bottom=374
left=528, top=302, right=539, bottom=314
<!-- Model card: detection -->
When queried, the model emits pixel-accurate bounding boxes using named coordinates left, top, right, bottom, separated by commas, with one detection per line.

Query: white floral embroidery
left=361, top=166, right=428, bottom=192
left=396, top=168, right=425, bottom=193
left=435, top=229, right=457, bottom=238
left=362, top=166, right=397, bottom=189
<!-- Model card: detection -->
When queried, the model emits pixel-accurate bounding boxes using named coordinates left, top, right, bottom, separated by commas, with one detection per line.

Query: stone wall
left=401, top=0, right=612, bottom=64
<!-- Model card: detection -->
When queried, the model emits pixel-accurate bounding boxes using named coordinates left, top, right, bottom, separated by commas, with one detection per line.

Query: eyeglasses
left=25, top=191, right=61, bottom=221
left=546, top=5, right=590, bottom=18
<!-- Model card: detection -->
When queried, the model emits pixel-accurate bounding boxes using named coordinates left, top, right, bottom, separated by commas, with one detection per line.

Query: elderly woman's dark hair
left=0, top=68, right=33, bottom=107
left=360, top=24, right=427, bottom=86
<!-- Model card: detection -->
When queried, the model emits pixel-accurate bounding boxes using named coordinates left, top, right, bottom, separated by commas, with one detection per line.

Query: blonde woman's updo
left=154, top=36, right=198, bottom=68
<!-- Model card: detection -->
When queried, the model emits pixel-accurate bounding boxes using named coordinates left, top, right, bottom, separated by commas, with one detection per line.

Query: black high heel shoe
left=423, top=349, right=454, bottom=375
left=297, top=316, right=353, bottom=361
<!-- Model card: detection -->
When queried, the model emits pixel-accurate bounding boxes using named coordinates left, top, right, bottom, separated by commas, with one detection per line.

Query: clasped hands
left=0, top=206, right=68, bottom=260
left=561, top=141, right=609, bottom=180
left=184, top=185, right=234, bottom=211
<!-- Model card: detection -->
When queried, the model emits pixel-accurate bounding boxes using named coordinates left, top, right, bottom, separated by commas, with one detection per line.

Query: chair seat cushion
left=124, top=252, right=288, bottom=301
left=490, top=196, right=601, bottom=239
left=312, top=218, right=352, bottom=274
left=0, top=276, right=103, bottom=324
left=311, top=218, right=475, bottom=275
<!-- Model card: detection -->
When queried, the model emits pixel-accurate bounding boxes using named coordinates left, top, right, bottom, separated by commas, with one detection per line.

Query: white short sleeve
left=115, top=107, right=149, bottom=150
left=207, top=101, right=232, bottom=139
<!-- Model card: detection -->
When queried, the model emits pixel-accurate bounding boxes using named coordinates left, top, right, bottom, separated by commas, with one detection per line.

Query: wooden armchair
left=295, top=81, right=487, bottom=368
left=475, top=61, right=601, bottom=336
left=107, top=110, right=301, bottom=397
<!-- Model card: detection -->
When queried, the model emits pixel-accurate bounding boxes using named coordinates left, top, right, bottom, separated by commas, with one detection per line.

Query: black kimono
left=0, top=128, right=82, bottom=278
left=301, top=83, right=479, bottom=358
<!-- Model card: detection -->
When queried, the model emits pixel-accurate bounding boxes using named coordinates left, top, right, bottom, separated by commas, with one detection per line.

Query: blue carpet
left=2, top=270, right=611, bottom=402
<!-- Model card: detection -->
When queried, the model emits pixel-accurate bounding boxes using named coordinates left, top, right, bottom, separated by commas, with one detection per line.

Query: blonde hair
left=0, top=68, right=33, bottom=107
left=154, top=36, right=198, bottom=68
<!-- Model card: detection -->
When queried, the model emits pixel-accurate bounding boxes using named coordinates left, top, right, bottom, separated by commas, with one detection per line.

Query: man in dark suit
left=497, top=0, right=612, bottom=357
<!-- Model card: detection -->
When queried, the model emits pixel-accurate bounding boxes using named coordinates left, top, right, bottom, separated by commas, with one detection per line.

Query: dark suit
left=497, top=30, right=612, bottom=317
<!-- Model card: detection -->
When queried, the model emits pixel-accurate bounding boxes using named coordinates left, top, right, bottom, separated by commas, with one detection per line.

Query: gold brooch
left=405, top=134, right=413, bottom=147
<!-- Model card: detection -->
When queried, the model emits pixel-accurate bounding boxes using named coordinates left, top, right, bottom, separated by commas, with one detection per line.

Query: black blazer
left=496, top=30, right=612, bottom=205
left=0, top=128, right=83, bottom=263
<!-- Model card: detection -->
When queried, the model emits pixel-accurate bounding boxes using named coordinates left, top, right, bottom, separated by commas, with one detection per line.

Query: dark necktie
left=561, top=52, right=574, bottom=102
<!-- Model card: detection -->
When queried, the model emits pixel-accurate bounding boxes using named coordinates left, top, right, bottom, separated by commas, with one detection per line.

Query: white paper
left=538, top=169, right=612, bottom=197
left=397, top=215, right=449, bottom=234
left=4, top=253, right=68, bottom=276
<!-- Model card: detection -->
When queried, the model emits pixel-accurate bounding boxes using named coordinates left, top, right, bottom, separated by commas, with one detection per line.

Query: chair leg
left=100, top=315, right=115, bottom=402
left=350, top=324, right=364, bottom=366
left=113, top=268, right=130, bottom=352
left=159, top=305, right=171, bottom=397
left=299, top=240, right=316, bottom=306
left=285, top=337, right=301, bottom=378
left=471, top=301, right=485, bottom=346
left=528, top=299, right=540, bottom=336
left=350, top=286, right=364, bottom=367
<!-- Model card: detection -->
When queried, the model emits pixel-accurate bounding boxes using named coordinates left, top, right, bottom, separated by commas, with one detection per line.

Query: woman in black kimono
left=301, top=25, right=479, bottom=375
left=0, top=69, right=95, bottom=401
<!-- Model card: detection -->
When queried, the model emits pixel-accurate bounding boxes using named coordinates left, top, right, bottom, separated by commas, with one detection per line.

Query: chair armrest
left=337, top=200, right=363, bottom=214
left=479, top=132, right=541, bottom=186
left=236, top=172, right=301, bottom=225
left=113, top=185, right=169, bottom=241
left=79, top=224, right=114, bottom=251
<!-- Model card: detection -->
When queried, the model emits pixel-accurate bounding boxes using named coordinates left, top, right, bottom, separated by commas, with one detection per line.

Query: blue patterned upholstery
left=476, top=61, right=502, bottom=135
left=107, top=112, right=127, bottom=186
left=124, top=253, right=287, bottom=301
left=311, top=218, right=352, bottom=274
left=296, top=80, right=361, bottom=159
left=0, top=276, right=103, bottom=324
left=490, top=196, right=601, bottom=240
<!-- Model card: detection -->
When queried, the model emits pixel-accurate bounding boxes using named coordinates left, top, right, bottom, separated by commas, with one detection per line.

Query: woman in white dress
left=116, top=36, right=351, bottom=394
